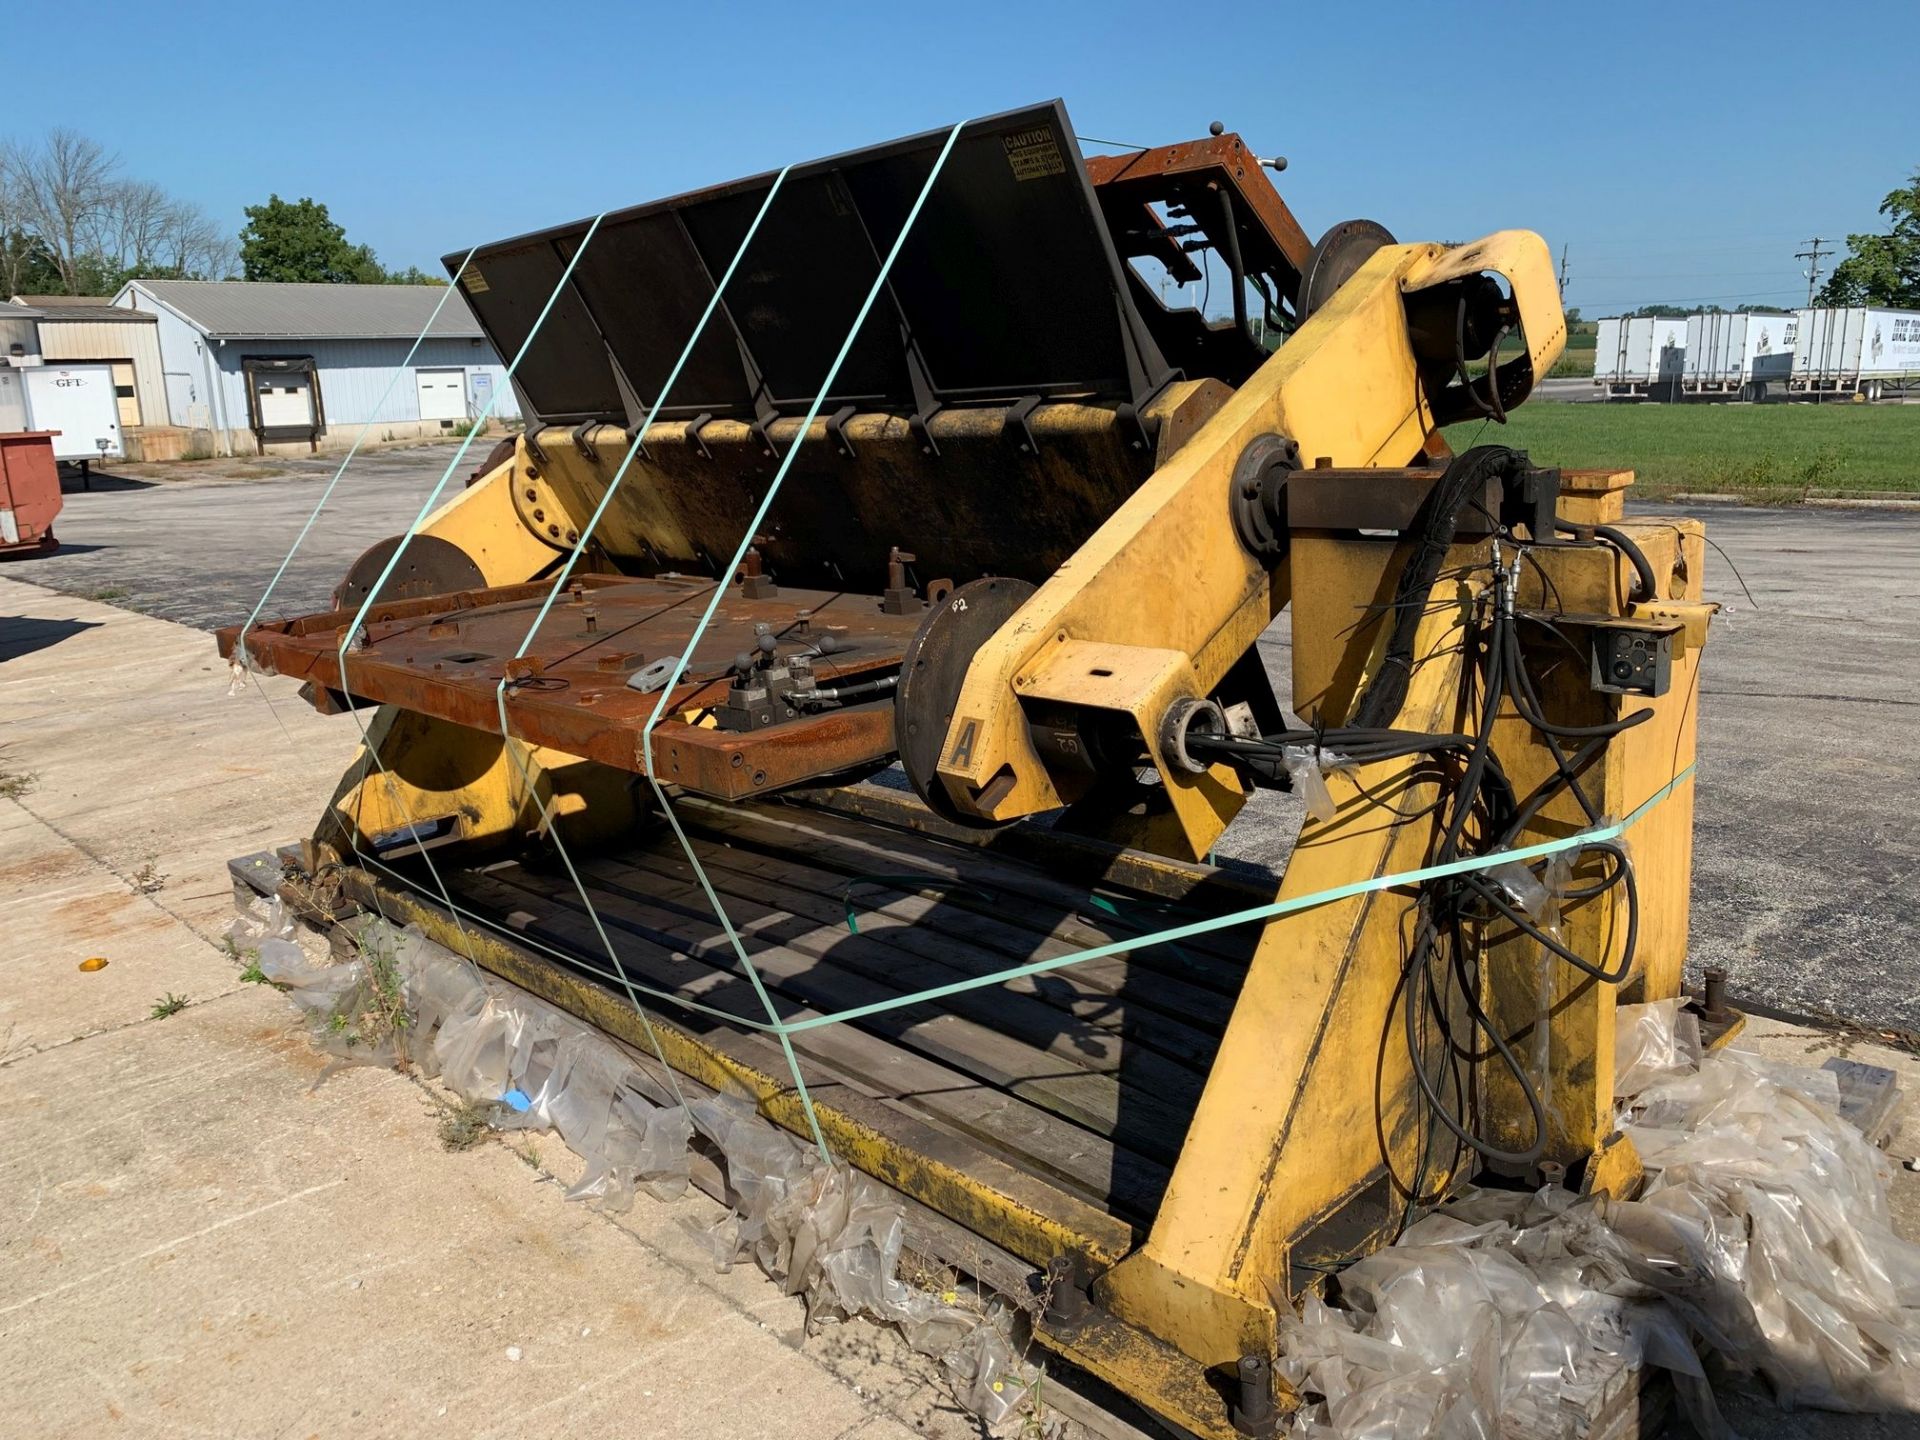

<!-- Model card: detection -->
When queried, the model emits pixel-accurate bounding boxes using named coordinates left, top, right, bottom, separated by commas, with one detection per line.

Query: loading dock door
left=257, top=372, right=315, bottom=429
left=242, top=355, right=324, bottom=449
left=415, top=368, right=467, bottom=422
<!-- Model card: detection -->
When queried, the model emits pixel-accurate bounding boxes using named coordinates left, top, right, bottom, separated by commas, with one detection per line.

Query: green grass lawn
left=1443, top=400, right=1920, bottom=499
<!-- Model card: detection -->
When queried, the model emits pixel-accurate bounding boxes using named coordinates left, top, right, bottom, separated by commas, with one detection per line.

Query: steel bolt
left=1232, top=1353, right=1276, bottom=1436
left=1703, top=966, right=1729, bottom=1020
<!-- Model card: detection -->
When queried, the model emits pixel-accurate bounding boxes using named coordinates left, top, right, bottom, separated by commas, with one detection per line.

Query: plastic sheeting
left=1276, top=1001, right=1920, bottom=1437
left=230, top=902, right=1043, bottom=1433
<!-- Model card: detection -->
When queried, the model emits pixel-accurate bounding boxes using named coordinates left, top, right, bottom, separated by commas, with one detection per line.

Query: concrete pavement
left=0, top=579, right=960, bottom=1440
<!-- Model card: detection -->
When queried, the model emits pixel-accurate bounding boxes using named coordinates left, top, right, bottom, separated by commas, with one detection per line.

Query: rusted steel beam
left=220, top=576, right=918, bottom=798
left=1086, top=132, right=1312, bottom=276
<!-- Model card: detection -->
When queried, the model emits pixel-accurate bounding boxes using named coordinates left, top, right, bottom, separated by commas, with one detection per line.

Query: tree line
left=0, top=128, right=443, bottom=299
left=0, top=130, right=232, bottom=298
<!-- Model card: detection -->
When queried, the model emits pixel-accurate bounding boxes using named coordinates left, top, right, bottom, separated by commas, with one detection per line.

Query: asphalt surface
left=6, top=445, right=1917, bottom=1031
left=1532, top=376, right=1607, bottom=403
left=12, top=447, right=458, bottom=631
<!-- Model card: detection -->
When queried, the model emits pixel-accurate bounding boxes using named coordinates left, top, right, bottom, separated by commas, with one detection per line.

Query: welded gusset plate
left=218, top=575, right=926, bottom=798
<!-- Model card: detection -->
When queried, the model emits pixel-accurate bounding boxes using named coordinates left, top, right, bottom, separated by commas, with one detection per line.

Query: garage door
left=257, top=372, right=315, bottom=428
left=415, top=368, right=468, bottom=422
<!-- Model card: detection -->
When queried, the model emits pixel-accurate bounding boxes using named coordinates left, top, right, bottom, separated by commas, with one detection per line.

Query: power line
left=1795, top=236, right=1834, bottom=305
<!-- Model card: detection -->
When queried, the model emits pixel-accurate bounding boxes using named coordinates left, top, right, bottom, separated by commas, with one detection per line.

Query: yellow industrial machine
left=224, top=102, right=1715, bottom=1437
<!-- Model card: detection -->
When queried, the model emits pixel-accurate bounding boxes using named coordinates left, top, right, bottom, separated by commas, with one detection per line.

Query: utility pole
left=1795, top=236, right=1832, bottom=306
left=1557, top=243, right=1571, bottom=299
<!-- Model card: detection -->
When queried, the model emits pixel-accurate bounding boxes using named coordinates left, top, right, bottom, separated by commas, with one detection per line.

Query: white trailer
left=1680, top=312, right=1795, bottom=399
left=1593, top=316, right=1687, bottom=399
left=18, top=363, right=123, bottom=479
left=1791, top=306, right=1920, bottom=399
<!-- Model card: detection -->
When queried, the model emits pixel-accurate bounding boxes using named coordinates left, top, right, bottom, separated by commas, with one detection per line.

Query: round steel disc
left=1296, top=219, right=1396, bottom=324
left=334, top=534, right=487, bottom=611
left=894, top=576, right=1035, bottom=827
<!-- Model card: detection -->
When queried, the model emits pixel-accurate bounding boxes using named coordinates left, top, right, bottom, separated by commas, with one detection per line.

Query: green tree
left=1818, top=169, right=1920, bottom=307
left=0, top=227, right=62, bottom=297
left=380, top=265, right=447, bottom=286
left=240, top=195, right=382, bottom=283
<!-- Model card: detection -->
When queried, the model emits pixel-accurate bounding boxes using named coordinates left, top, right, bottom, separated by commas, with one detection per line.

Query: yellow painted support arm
left=934, top=231, right=1564, bottom=860
left=414, top=440, right=571, bottom=586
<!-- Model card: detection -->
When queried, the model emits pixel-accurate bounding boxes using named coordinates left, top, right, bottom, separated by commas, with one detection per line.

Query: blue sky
left=10, top=0, right=1914, bottom=318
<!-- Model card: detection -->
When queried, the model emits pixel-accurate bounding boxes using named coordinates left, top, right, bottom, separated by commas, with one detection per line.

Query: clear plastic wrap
left=1280, top=746, right=1342, bottom=823
left=1278, top=1003, right=1920, bottom=1436
left=1612, top=995, right=1702, bottom=1101
left=246, top=903, right=1043, bottom=1430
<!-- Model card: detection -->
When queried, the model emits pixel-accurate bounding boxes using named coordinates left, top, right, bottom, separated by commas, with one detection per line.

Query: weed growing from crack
left=323, top=928, right=412, bottom=1056
left=436, top=1097, right=498, bottom=1152
left=150, top=993, right=189, bottom=1019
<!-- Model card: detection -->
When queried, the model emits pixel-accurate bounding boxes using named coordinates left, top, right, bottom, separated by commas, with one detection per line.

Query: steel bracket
left=686, top=412, right=715, bottom=461
left=825, top=404, right=859, bottom=460
left=1005, top=395, right=1044, bottom=456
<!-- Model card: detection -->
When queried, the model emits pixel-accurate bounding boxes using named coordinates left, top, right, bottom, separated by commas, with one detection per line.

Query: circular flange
left=1296, top=219, right=1396, bottom=324
left=334, top=534, right=486, bottom=611
left=895, top=576, right=1036, bottom=827
left=1229, top=433, right=1300, bottom=565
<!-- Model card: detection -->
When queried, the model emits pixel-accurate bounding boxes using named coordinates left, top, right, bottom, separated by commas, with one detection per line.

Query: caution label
left=460, top=266, right=490, bottom=294
left=1002, top=127, right=1065, bottom=181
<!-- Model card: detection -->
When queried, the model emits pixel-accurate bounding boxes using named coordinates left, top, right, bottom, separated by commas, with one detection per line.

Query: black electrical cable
left=1350, top=446, right=1526, bottom=729
left=1191, top=453, right=1651, bottom=1187
left=1554, top=520, right=1658, bottom=602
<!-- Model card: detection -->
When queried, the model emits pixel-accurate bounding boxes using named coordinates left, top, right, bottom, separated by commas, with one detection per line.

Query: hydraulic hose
left=1556, top=520, right=1658, bottom=602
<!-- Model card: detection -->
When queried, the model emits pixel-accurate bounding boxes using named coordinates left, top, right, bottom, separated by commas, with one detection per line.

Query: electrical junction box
left=1589, top=621, right=1675, bottom=696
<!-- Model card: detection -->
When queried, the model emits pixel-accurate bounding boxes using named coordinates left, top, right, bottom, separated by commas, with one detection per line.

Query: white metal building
left=10, top=295, right=166, bottom=430
left=111, top=279, right=521, bottom=455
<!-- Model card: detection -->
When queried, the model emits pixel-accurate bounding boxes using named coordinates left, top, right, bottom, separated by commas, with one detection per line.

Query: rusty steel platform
left=219, top=574, right=924, bottom=798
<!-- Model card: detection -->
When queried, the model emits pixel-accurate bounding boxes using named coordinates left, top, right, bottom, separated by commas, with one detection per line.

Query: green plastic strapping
left=483, top=170, right=798, bottom=1126
left=349, top=760, right=1693, bottom=1042
left=841, top=875, right=996, bottom=936
left=624, top=120, right=972, bottom=1160
left=778, top=763, right=1696, bottom=1034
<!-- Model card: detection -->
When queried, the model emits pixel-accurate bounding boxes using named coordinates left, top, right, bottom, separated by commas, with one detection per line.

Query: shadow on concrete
left=0, top=615, right=103, bottom=663
left=60, top=467, right=156, bottom=494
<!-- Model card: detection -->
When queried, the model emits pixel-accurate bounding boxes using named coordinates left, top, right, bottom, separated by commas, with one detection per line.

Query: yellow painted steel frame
left=300, top=230, right=1721, bottom=1440
left=316, top=706, right=638, bottom=864
left=934, top=230, right=1565, bottom=861
left=1036, top=521, right=1710, bottom=1439
left=405, top=445, right=572, bottom=587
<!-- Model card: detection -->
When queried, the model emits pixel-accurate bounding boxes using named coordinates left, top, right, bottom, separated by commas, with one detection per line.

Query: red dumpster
left=0, top=430, right=61, bottom=557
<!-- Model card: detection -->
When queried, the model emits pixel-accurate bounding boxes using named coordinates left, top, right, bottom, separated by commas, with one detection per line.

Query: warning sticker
left=1002, top=126, right=1066, bottom=181
left=461, top=266, right=491, bottom=294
